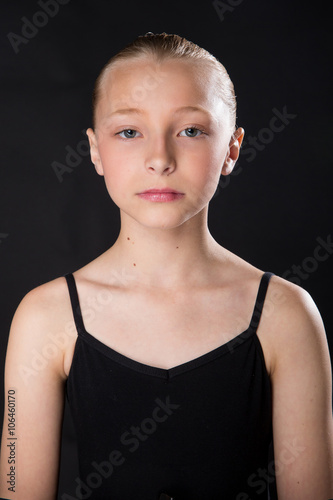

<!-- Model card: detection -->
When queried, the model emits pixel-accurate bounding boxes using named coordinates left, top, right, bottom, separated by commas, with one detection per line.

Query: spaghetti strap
left=63, top=271, right=274, bottom=338
left=64, top=273, right=85, bottom=336
left=248, top=271, right=274, bottom=332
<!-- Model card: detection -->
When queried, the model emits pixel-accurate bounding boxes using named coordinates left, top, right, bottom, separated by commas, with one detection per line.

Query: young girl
left=0, top=33, right=332, bottom=500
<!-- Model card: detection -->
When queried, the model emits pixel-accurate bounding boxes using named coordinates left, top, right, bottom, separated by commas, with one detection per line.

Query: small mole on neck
left=133, top=263, right=136, bottom=266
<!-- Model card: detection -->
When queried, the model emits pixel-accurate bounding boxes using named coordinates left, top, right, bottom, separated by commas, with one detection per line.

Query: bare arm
left=269, top=278, right=333, bottom=499
left=0, top=284, right=67, bottom=500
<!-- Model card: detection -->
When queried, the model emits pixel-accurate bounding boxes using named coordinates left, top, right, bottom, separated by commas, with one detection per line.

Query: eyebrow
left=173, top=106, right=213, bottom=118
left=107, top=105, right=213, bottom=119
left=109, top=108, right=144, bottom=117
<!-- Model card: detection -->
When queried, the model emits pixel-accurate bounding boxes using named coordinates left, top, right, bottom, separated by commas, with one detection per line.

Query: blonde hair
left=92, top=32, right=237, bottom=129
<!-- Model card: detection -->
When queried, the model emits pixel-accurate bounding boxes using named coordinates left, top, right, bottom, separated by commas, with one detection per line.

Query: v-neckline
left=65, top=271, right=273, bottom=380
left=76, top=325, right=255, bottom=379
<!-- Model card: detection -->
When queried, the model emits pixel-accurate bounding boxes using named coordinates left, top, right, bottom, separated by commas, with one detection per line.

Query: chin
left=119, top=200, right=206, bottom=231
left=128, top=210, right=194, bottom=231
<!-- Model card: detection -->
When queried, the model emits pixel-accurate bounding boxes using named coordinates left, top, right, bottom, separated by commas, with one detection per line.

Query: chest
left=69, top=286, right=254, bottom=370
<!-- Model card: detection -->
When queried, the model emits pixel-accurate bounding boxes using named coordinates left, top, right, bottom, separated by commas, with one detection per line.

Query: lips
left=137, top=188, right=185, bottom=202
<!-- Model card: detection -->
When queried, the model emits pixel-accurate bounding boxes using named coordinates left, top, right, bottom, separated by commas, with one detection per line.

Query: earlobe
left=86, top=128, right=104, bottom=176
left=221, top=127, right=245, bottom=176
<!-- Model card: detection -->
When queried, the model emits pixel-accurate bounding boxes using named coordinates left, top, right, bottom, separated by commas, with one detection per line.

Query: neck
left=106, top=208, right=224, bottom=288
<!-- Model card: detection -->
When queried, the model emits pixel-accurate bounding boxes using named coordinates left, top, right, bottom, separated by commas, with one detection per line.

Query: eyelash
left=179, top=127, right=206, bottom=138
left=115, top=126, right=206, bottom=139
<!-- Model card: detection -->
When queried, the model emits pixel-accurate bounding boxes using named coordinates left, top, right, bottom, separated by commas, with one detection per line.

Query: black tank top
left=65, top=271, right=275, bottom=500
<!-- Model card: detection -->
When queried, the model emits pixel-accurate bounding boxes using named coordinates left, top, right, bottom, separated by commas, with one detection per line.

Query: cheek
left=97, top=144, right=130, bottom=198
left=185, top=144, right=225, bottom=197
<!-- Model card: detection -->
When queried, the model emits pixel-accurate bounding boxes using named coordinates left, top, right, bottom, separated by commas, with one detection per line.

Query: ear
left=221, top=127, right=244, bottom=176
left=86, top=128, right=104, bottom=176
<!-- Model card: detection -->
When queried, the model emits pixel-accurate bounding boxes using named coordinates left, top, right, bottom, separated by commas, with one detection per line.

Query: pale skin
left=0, top=56, right=332, bottom=499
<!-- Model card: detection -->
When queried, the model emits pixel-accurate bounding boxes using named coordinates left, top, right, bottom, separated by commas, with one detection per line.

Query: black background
left=0, top=1, right=332, bottom=497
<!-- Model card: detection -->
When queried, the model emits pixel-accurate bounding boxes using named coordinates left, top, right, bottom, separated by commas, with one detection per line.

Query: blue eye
left=179, top=127, right=204, bottom=138
left=117, top=129, right=139, bottom=139
left=116, top=127, right=204, bottom=139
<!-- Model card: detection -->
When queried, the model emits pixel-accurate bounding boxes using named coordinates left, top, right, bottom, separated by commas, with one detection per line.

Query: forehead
left=96, top=57, right=227, bottom=124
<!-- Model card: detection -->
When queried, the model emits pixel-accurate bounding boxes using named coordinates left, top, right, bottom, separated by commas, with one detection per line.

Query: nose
left=145, top=135, right=176, bottom=175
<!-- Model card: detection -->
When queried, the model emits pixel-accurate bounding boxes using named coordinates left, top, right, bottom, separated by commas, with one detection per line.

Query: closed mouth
left=138, top=188, right=184, bottom=195
left=136, top=188, right=185, bottom=202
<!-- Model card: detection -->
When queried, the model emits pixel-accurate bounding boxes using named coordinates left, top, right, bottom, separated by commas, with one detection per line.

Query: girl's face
left=87, top=57, right=243, bottom=230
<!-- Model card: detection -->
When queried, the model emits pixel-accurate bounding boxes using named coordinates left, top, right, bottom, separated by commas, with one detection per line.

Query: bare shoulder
left=14, top=275, right=68, bottom=313
left=260, top=274, right=330, bottom=373
left=12, top=275, right=74, bottom=334
left=1, top=276, right=76, bottom=499
left=260, top=275, right=333, bottom=496
left=8, top=274, right=76, bottom=380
